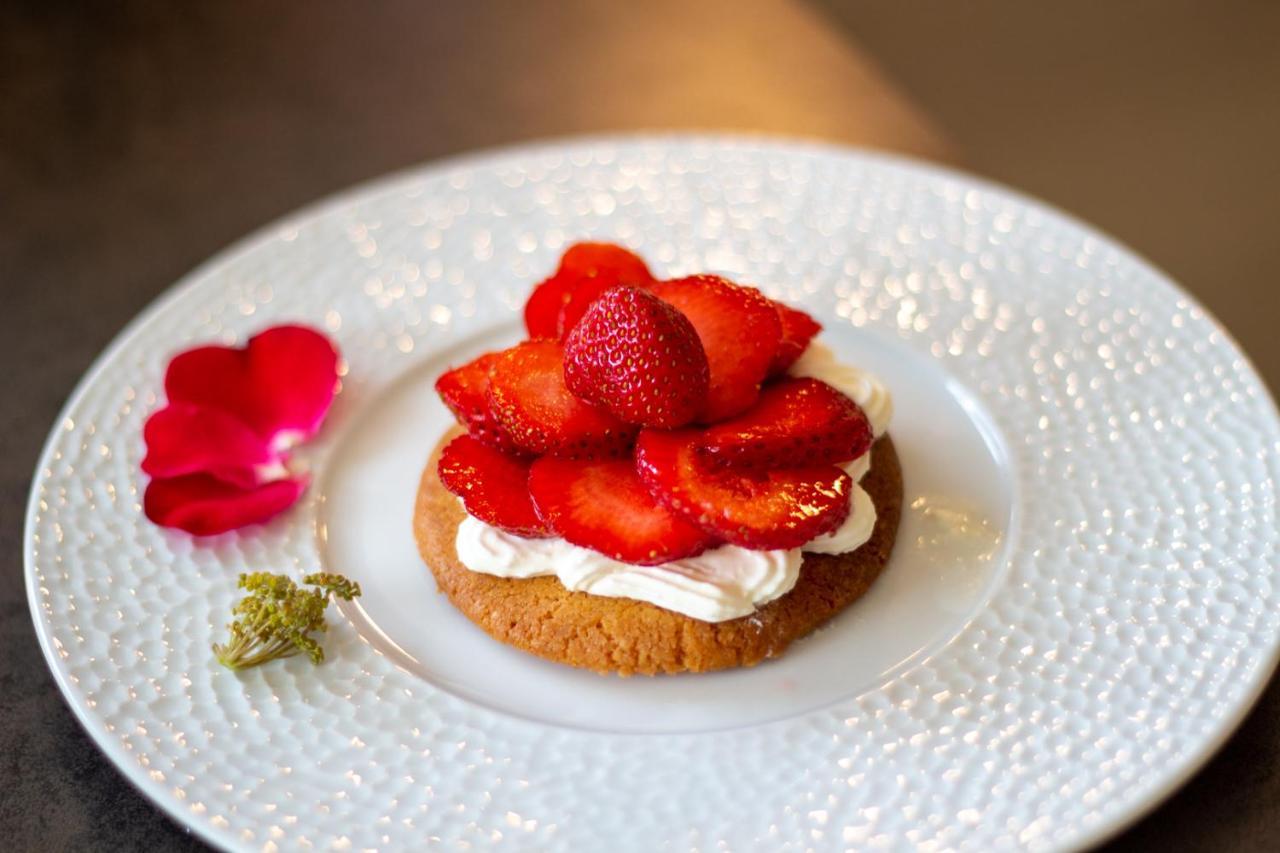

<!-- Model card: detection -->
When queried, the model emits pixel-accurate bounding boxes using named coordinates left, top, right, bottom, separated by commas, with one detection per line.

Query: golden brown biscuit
left=414, top=428, right=903, bottom=675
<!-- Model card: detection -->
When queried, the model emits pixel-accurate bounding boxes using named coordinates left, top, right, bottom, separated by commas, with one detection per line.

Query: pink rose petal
left=141, top=403, right=286, bottom=489
left=165, top=324, right=339, bottom=446
left=142, top=324, right=339, bottom=536
left=143, top=473, right=308, bottom=536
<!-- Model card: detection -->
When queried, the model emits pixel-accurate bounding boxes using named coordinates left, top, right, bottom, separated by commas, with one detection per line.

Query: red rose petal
left=144, top=473, right=308, bottom=536
left=141, top=403, right=285, bottom=489
left=165, top=324, right=339, bottom=448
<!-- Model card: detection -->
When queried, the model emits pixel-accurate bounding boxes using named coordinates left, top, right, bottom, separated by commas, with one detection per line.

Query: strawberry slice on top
left=769, top=302, right=823, bottom=375
left=486, top=339, right=638, bottom=458
left=439, top=244, right=878, bottom=561
left=563, top=286, right=709, bottom=428
left=435, top=352, right=526, bottom=455
left=649, top=275, right=782, bottom=423
left=523, top=242, right=654, bottom=340
left=524, top=274, right=578, bottom=340
left=635, top=428, right=852, bottom=550
left=555, top=242, right=655, bottom=337
left=529, top=456, right=719, bottom=564
left=438, top=434, right=549, bottom=538
left=697, top=378, right=872, bottom=470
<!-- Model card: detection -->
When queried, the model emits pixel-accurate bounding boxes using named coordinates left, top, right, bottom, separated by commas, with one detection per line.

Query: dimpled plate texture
left=25, top=136, right=1280, bottom=852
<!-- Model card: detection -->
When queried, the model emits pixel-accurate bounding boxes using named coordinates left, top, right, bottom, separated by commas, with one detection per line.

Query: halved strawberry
left=554, top=242, right=655, bottom=338
left=487, top=339, right=638, bottom=457
left=438, top=434, right=549, bottom=538
left=770, top=302, right=822, bottom=375
left=529, top=456, right=719, bottom=564
left=563, top=286, right=709, bottom=428
left=434, top=352, right=525, bottom=455
left=635, top=428, right=852, bottom=550
left=697, top=378, right=871, bottom=470
left=649, top=275, right=782, bottom=423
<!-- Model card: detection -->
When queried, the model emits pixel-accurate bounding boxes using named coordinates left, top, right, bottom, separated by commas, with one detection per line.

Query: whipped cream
left=456, top=516, right=802, bottom=622
left=453, top=339, right=893, bottom=622
left=805, top=477, right=876, bottom=555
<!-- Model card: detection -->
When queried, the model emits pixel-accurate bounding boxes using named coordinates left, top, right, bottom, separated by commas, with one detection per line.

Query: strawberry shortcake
left=414, top=242, right=902, bottom=675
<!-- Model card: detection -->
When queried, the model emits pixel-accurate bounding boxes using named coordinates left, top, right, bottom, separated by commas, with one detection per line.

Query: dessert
left=414, top=242, right=902, bottom=675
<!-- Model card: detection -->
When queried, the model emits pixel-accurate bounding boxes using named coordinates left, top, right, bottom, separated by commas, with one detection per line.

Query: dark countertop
left=2, top=2, right=1275, bottom=850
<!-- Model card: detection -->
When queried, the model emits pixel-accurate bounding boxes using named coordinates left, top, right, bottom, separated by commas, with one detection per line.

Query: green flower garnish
left=213, top=572, right=362, bottom=670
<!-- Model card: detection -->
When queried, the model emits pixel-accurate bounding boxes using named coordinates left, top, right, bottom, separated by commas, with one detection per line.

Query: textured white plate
left=26, top=135, right=1280, bottom=851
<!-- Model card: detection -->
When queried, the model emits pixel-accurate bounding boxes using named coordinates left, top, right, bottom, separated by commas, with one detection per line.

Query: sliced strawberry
left=486, top=339, right=638, bottom=457
left=438, top=434, right=549, bottom=538
left=554, top=242, right=654, bottom=338
left=524, top=274, right=577, bottom=339
left=635, top=428, right=852, bottom=550
left=649, top=275, right=782, bottom=423
left=523, top=242, right=655, bottom=340
left=557, top=241, right=652, bottom=283
left=529, top=456, right=719, bottom=564
left=697, top=378, right=871, bottom=470
left=563, top=286, right=709, bottom=428
left=770, top=302, right=822, bottom=375
left=434, top=352, right=525, bottom=455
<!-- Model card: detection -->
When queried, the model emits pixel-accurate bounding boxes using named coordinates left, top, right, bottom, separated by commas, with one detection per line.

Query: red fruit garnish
left=523, top=242, right=655, bottom=340
left=528, top=456, right=719, bottom=564
left=143, top=473, right=307, bottom=537
left=559, top=280, right=640, bottom=341
left=649, top=275, right=782, bottom=423
left=563, top=286, right=709, bottom=428
left=635, top=428, right=852, bottom=550
left=486, top=340, right=638, bottom=457
left=524, top=275, right=576, bottom=339
left=165, top=324, right=339, bottom=450
left=558, top=241, right=652, bottom=283
left=434, top=352, right=526, bottom=454
left=555, top=242, right=655, bottom=338
left=438, top=434, right=549, bottom=538
left=697, top=378, right=871, bottom=470
left=770, top=303, right=823, bottom=375
left=141, top=403, right=284, bottom=489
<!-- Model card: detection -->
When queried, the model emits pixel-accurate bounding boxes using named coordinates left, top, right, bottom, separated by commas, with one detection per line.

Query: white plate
left=26, top=135, right=1280, bottom=851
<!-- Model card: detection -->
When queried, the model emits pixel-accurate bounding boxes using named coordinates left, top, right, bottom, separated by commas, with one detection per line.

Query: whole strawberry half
left=523, top=242, right=654, bottom=340
left=649, top=275, right=782, bottom=423
left=529, top=456, right=719, bottom=564
left=486, top=339, right=638, bottom=457
left=635, top=428, right=852, bottom=550
left=769, top=302, right=822, bottom=375
left=563, top=286, right=710, bottom=429
left=697, top=378, right=871, bottom=470
left=434, top=352, right=526, bottom=455
left=438, top=434, right=549, bottom=538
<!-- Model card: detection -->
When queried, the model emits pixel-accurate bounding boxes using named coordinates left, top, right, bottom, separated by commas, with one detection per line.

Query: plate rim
left=24, top=130, right=1280, bottom=852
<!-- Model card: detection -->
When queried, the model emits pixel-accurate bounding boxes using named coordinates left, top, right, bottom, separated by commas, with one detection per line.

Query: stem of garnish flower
left=213, top=571, right=361, bottom=671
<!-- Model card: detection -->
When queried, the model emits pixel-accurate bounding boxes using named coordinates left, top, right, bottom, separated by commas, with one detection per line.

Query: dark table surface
left=3, top=2, right=1276, bottom=850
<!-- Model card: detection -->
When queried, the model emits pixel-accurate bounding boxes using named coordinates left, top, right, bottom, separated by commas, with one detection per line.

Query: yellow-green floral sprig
left=213, top=572, right=362, bottom=671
